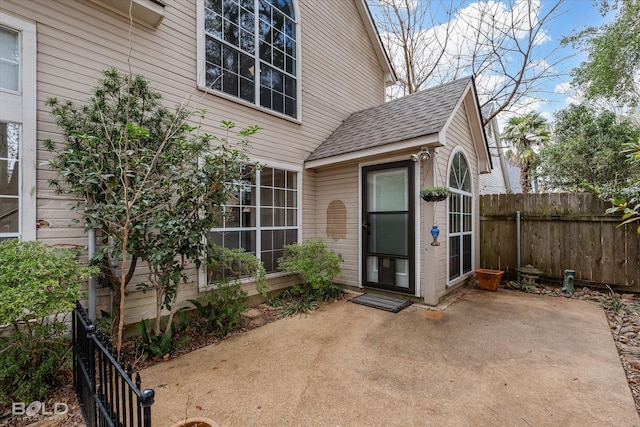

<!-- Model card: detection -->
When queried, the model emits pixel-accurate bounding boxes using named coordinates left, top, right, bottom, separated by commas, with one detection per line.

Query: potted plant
left=420, top=186, right=451, bottom=202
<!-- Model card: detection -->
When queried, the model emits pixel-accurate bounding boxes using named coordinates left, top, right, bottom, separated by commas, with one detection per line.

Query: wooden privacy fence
left=479, top=193, right=640, bottom=291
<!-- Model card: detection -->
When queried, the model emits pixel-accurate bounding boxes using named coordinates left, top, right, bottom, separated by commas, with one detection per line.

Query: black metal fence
left=72, top=302, right=155, bottom=427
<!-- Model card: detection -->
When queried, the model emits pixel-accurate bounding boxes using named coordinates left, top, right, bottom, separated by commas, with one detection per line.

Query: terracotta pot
left=475, top=268, right=504, bottom=292
left=169, top=417, right=218, bottom=427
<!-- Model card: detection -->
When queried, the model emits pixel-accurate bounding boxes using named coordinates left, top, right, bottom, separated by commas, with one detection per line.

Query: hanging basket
left=421, top=193, right=448, bottom=202
left=420, top=187, right=451, bottom=202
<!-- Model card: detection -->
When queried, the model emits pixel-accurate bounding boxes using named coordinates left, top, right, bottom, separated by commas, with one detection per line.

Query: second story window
left=202, top=0, right=298, bottom=118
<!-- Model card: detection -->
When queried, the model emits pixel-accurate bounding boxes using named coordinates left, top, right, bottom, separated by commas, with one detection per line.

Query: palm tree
left=502, top=112, right=550, bottom=193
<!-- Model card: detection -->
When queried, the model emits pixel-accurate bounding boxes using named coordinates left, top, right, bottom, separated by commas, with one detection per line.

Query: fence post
left=140, top=389, right=155, bottom=427
left=86, top=323, right=97, bottom=427
left=72, top=304, right=77, bottom=392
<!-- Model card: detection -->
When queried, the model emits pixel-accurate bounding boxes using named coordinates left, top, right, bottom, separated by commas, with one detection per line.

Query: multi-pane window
left=0, top=26, right=20, bottom=92
left=448, top=152, right=473, bottom=281
left=203, top=0, right=297, bottom=118
left=0, top=27, right=21, bottom=238
left=0, top=123, right=20, bottom=239
left=1, top=17, right=34, bottom=241
left=207, top=165, right=298, bottom=283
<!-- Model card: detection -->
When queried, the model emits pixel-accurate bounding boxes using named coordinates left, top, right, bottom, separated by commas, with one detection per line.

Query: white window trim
left=195, top=0, right=302, bottom=124
left=446, top=148, right=474, bottom=286
left=198, top=159, right=302, bottom=291
left=0, top=13, right=36, bottom=241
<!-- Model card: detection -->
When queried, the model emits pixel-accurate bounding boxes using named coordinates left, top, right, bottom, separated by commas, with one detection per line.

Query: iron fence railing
left=73, top=302, right=155, bottom=427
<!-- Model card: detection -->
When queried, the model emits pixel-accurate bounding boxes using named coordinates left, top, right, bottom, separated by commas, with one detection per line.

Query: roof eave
left=305, top=134, right=441, bottom=169
left=467, top=79, right=492, bottom=173
left=355, top=0, right=398, bottom=86
left=439, top=78, right=492, bottom=173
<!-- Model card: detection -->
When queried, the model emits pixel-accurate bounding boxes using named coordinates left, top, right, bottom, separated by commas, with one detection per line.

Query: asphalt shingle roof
left=306, top=77, right=473, bottom=162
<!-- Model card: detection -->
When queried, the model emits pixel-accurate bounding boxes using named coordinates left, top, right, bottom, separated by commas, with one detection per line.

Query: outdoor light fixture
left=410, top=148, right=431, bottom=162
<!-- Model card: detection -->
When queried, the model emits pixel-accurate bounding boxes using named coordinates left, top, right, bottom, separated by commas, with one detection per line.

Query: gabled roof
left=355, top=0, right=397, bottom=86
left=306, top=77, right=490, bottom=169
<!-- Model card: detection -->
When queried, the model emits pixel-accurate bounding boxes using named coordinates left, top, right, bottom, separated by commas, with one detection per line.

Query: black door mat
left=349, top=293, right=413, bottom=313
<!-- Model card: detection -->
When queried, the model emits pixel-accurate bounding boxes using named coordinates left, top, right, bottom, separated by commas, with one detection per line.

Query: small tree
left=566, top=0, right=640, bottom=108
left=139, top=121, right=259, bottom=334
left=606, top=135, right=640, bottom=233
left=0, top=240, right=95, bottom=404
left=502, top=112, right=550, bottom=193
left=44, top=68, right=257, bottom=351
left=537, top=104, right=640, bottom=191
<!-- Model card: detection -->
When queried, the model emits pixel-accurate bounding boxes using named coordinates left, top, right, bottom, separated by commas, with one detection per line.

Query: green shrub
left=188, top=282, right=248, bottom=338
left=279, top=291, right=319, bottom=316
left=0, top=332, right=71, bottom=404
left=207, top=244, right=267, bottom=295
left=277, top=239, right=343, bottom=301
left=0, top=240, right=95, bottom=404
left=136, top=318, right=190, bottom=359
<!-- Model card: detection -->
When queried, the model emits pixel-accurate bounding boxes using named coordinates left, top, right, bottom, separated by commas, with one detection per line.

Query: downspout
left=88, top=228, right=96, bottom=321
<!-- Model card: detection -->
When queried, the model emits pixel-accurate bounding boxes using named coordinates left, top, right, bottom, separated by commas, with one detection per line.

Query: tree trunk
left=101, top=253, right=137, bottom=343
left=521, top=164, right=532, bottom=194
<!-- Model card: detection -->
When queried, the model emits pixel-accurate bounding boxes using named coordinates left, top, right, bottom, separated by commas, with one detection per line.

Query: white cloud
left=381, top=0, right=553, bottom=90
left=554, top=82, right=571, bottom=95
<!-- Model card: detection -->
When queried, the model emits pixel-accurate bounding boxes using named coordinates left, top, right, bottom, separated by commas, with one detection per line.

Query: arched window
left=202, top=0, right=298, bottom=118
left=448, top=151, right=473, bottom=281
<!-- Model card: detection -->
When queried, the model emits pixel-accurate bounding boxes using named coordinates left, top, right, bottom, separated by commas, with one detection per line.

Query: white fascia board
left=354, top=0, right=397, bottom=86
left=88, top=0, right=165, bottom=29
left=305, top=134, right=441, bottom=169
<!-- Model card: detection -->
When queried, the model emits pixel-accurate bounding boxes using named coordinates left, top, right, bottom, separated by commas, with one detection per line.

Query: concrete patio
left=142, top=288, right=639, bottom=426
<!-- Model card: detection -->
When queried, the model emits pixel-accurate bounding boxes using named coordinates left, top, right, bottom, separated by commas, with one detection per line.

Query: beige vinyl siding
left=301, top=168, right=317, bottom=241
left=314, top=163, right=360, bottom=287
left=479, top=134, right=508, bottom=194
left=419, top=147, right=448, bottom=302
left=312, top=151, right=422, bottom=290
left=0, top=0, right=388, bottom=324
left=300, top=0, right=386, bottom=127
left=443, top=101, right=481, bottom=292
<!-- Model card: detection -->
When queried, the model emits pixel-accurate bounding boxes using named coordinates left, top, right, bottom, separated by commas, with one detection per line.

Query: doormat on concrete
left=349, top=293, right=413, bottom=313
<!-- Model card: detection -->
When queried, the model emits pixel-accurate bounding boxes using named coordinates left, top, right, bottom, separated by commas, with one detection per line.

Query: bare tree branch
left=369, top=0, right=568, bottom=124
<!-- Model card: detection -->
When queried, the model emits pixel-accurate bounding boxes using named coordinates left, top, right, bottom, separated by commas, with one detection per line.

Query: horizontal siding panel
left=315, top=162, right=360, bottom=287
left=2, top=0, right=390, bottom=319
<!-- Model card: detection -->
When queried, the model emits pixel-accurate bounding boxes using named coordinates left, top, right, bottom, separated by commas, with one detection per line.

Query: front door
left=362, top=161, right=415, bottom=294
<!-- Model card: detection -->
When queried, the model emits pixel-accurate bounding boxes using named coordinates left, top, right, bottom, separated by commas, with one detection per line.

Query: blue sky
left=370, top=0, right=618, bottom=124
left=537, top=0, right=615, bottom=120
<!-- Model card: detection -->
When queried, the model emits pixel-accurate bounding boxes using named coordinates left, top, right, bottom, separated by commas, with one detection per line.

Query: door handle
left=362, top=221, right=370, bottom=229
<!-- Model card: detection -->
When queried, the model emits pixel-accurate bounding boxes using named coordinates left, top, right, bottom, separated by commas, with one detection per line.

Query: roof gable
left=306, top=77, right=476, bottom=164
